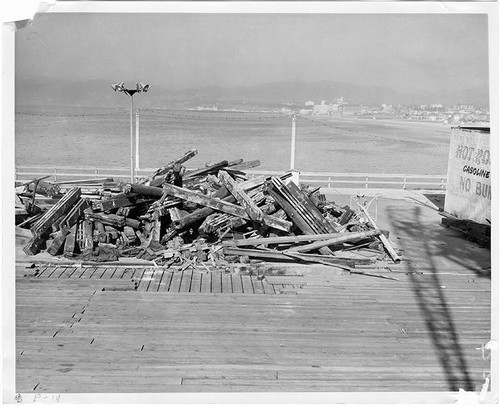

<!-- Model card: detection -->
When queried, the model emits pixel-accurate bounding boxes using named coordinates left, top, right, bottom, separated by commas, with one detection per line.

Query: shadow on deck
left=387, top=203, right=490, bottom=391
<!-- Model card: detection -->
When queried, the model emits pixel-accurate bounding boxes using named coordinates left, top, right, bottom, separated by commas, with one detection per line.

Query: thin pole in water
left=290, top=114, right=296, bottom=170
left=135, top=108, right=140, bottom=172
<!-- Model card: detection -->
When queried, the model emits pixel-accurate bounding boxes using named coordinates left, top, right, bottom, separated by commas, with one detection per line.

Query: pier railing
left=14, top=165, right=447, bottom=190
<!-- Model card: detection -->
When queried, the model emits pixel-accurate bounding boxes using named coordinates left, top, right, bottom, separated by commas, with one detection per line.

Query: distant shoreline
left=15, top=105, right=486, bottom=128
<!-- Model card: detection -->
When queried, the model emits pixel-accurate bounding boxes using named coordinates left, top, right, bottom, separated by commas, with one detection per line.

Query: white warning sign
left=444, top=127, right=491, bottom=225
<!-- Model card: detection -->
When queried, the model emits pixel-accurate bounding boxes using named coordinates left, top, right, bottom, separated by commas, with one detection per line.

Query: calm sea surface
left=15, top=106, right=451, bottom=174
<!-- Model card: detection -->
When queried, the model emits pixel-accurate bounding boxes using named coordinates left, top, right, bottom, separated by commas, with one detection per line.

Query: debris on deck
left=16, top=149, right=402, bottom=274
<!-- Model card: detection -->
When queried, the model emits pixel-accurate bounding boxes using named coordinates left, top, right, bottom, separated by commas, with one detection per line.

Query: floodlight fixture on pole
left=111, top=82, right=150, bottom=183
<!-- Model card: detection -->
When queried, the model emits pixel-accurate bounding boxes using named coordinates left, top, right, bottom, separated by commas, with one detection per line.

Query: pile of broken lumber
left=16, top=149, right=401, bottom=272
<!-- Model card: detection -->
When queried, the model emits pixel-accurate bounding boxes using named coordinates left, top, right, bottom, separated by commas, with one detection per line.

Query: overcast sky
left=16, top=12, right=489, bottom=96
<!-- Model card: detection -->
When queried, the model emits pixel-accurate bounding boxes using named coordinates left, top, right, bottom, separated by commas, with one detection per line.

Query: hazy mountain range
left=16, top=77, right=489, bottom=109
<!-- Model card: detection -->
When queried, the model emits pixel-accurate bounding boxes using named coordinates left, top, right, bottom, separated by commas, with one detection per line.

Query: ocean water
left=15, top=107, right=451, bottom=174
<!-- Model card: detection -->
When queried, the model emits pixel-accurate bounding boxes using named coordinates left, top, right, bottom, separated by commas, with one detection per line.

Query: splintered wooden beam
left=147, top=209, right=162, bottom=244
left=95, top=193, right=153, bottom=211
left=184, top=160, right=229, bottom=179
left=85, top=213, right=126, bottom=228
left=139, top=148, right=198, bottom=184
left=26, top=179, right=61, bottom=197
left=46, top=227, right=70, bottom=256
left=222, top=247, right=359, bottom=267
left=222, top=231, right=358, bottom=247
left=63, top=224, right=78, bottom=258
left=270, top=177, right=335, bottom=235
left=230, top=160, right=261, bottom=171
left=164, top=182, right=291, bottom=232
left=162, top=183, right=249, bottom=219
left=219, top=171, right=264, bottom=221
left=267, top=177, right=337, bottom=255
left=219, top=171, right=292, bottom=232
left=267, top=182, right=315, bottom=234
left=22, top=235, right=47, bottom=256
left=30, top=187, right=81, bottom=238
left=127, top=184, right=165, bottom=197
left=171, top=175, right=288, bottom=231
left=286, top=229, right=381, bottom=253
left=54, top=198, right=90, bottom=231
left=354, top=201, right=402, bottom=264
left=82, top=219, right=94, bottom=250
left=172, top=186, right=232, bottom=230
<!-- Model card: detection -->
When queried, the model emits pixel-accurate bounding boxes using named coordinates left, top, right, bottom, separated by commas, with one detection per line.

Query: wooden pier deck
left=14, top=196, right=492, bottom=394
left=16, top=263, right=490, bottom=393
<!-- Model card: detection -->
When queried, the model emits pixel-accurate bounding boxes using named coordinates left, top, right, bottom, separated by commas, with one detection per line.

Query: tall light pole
left=290, top=114, right=297, bottom=170
left=111, top=82, right=150, bottom=183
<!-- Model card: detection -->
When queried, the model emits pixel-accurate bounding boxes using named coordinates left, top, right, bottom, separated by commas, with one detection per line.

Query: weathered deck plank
left=16, top=264, right=490, bottom=393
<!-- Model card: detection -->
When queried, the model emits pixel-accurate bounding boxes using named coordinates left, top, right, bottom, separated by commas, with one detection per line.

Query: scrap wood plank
left=267, top=181, right=315, bottom=235
left=219, top=171, right=264, bottom=221
left=286, top=179, right=337, bottom=233
left=128, top=184, right=164, bottom=198
left=162, top=184, right=251, bottom=220
left=138, top=148, right=198, bottom=185
left=219, top=171, right=292, bottom=232
left=184, top=160, right=229, bottom=179
left=268, top=177, right=326, bottom=232
left=355, top=202, right=401, bottom=264
left=171, top=177, right=287, bottom=231
left=55, top=198, right=90, bottom=231
left=63, top=224, right=78, bottom=258
left=223, top=247, right=364, bottom=266
left=229, top=160, right=261, bottom=171
left=85, top=213, right=126, bottom=228
left=222, top=232, right=360, bottom=247
left=30, top=187, right=82, bottom=238
left=286, top=229, right=381, bottom=253
left=95, top=193, right=152, bottom=212
left=46, top=227, right=70, bottom=256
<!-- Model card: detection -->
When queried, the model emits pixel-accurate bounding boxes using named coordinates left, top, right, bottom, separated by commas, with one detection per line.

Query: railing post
left=53, top=168, right=57, bottom=182
left=365, top=177, right=369, bottom=190
left=328, top=176, right=331, bottom=189
left=403, top=177, right=407, bottom=190
left=441, top=177, right=445, bottom=189
left=95, top=168, right=99, bottom=179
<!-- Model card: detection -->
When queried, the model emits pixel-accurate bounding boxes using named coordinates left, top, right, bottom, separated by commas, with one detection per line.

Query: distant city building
left=305, top=100, right=315, bottom=106
left=312, top=100, right=329, bottom=116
